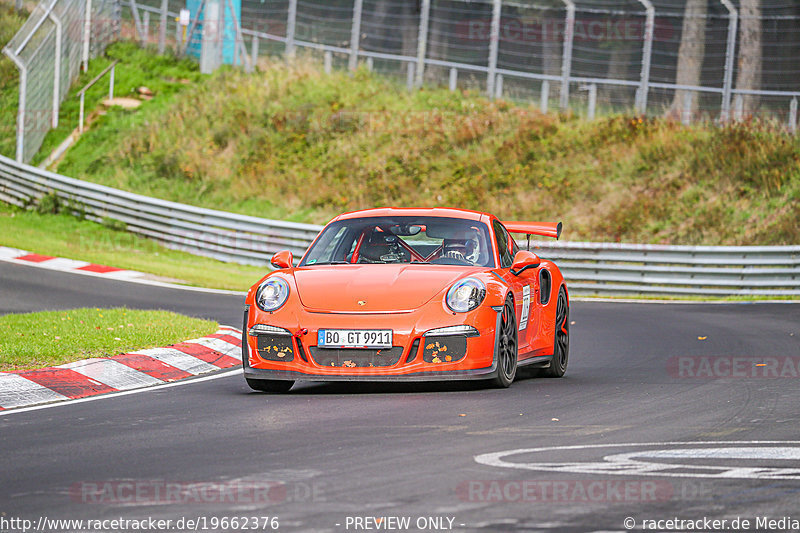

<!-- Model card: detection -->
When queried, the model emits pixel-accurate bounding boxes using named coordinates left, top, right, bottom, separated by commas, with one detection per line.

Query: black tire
left=543, top=286, right=569, bottom=378
left=245, top=378, right=295, bottom=393
left=490, top=296, right=518, bottom=388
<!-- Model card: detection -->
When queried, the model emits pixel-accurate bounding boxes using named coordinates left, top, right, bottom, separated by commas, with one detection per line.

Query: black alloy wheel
left=491, top=296, right=518, bottom=388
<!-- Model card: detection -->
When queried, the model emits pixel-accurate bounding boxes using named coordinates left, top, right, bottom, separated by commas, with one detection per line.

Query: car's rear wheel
left=245, top=378, right=295, bottom=393
left=543, top=286, right=569, bottom=378
left=490, top=296, right=518, bottom=388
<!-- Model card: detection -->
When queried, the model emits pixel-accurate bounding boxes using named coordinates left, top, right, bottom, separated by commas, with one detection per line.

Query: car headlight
left=255, top=278, right=290, bottom=312
left=446, top=277, right=486, bottom=313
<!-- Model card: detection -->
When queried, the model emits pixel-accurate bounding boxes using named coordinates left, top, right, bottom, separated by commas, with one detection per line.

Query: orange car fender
left=475, top=272, right=511, bottom=309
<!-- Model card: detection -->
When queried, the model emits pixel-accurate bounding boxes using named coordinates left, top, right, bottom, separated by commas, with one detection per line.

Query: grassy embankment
left=48, top=47, right=800, bottom=246
left=0, top=308, right=217, bottom=371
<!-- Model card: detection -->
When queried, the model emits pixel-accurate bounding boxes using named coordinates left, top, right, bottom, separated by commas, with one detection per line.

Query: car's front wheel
left=490, top=296, right=518, bottom=388
left=245, top=378, right=295, bottom=393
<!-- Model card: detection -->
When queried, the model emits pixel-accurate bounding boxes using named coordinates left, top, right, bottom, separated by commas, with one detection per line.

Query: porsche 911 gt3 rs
left=242, top=207, right=569, bottom=392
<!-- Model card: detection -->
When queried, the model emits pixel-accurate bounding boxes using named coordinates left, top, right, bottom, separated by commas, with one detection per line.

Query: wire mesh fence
left=224, top=0, right=800, bottom=130
left=2, top=0, right=119, bottom=164
left=3, top=0, right=800, bottom=164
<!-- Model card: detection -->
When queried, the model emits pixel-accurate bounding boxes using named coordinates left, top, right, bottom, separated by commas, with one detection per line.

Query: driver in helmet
left=442, top=235, right=478, bottom=263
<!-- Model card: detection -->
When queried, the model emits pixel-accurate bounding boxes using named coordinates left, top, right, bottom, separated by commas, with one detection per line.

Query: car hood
left=293, top=265, right=481, bottom=312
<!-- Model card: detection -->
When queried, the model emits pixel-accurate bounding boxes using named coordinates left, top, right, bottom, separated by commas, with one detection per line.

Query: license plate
left=317, top=329, right=392, bottom=348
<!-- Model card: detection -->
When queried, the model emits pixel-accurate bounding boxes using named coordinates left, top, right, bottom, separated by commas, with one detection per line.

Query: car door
left=492, top=220, right=540, bottom=358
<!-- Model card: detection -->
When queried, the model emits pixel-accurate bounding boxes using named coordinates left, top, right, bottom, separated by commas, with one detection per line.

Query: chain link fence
left=3, top=0, right=799, bottom=164
left=222, top=0, right=799, bottom=129
left=2, top=0, right=119, bottom=164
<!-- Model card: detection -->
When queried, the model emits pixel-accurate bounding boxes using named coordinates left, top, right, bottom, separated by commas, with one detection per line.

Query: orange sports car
left=242, top=208, right=569, bottom=392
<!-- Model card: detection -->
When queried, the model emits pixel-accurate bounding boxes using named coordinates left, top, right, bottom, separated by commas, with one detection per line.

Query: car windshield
left=300, top=216, right=495, bottom=267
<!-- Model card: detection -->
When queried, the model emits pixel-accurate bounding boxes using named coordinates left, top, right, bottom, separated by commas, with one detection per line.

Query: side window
left=493, top=220, right=514, bottom=268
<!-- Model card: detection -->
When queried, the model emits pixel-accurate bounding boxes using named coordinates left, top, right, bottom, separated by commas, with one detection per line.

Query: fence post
left=79, top=93, right=85, bottom=133
left=541, top=80, right=549, bottom=113
left=486, top=0, right=501, bottom=98
left=128, top=0, right=146, bottom=47
left=414, top=0, right=430, bottom=87
left=82, top=0, right=92, bottom=72
left=449, top=67, right=457, bottom=91
left=635, top=0, right=654, bottom=115
left=583, top=83, right=597, bottom=120
left=734, top=93, right=743, bottom=121
left=719, top=0, right=738, bottom=122
left=406, top=61, right=414, bottom=90
left=681, top=91, right=693, bottom=125
left=222, top=0, right=252, bottom=72
left=49, top=12, right=62, bottom=128
left=494, top=74, right=503, bottom=98
left=143, top=10, right=150, bottom=43
left=250, top=35, right=259, bottom=72
left=559, top=0, right=575, bottom=111
left=109, top=63, right=115, bottom=99
left=324, top=50, right=332, bottom=74
left=158, top=0, right=168, bottom=53
left=3, top=50, right=26, bottom=163
left=285, top=0, right=297, bottom=59
left=349, top=0, right=363, bottom=71
left=790, top=98, right=798, bottom=134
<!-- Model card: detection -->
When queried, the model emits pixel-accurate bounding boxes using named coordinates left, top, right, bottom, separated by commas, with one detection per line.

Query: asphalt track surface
left=2, top=260, right=800, bottom=532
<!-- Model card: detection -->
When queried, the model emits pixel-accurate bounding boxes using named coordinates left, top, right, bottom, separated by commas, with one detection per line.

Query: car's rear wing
left=502, top=221, right=562, bottom=240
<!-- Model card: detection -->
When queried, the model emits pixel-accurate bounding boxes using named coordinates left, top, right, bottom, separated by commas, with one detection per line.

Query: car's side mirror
left=270, top=250, right=293, bottom=269
left=510, top=250, right=541, bottom=276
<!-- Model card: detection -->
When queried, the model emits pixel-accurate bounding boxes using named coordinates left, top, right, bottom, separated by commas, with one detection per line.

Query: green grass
left=0, top=1, right=28, bottom=158
left=32, top=41, right=203, bottom=166
left=0, top=307, right=217, bottom=371
left=49, top=46, right=800, bottom=245
left=0, top=202, right=267, bottom=291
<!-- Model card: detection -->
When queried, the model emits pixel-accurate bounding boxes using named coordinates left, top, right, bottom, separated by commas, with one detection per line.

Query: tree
left=735, top=0, right=762, bottom=117
left=668, top=0, right=707, bottom=119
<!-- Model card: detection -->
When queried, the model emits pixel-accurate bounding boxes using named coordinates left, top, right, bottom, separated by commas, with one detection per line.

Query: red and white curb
left=0, top=326, right=242, bottom=411
left=0, top=246, right=148, bottom=280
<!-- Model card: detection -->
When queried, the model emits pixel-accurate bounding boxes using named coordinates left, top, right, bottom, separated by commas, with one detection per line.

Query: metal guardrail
left=1, top=153, right=798, bottom=297
left=531, top=241, right=800, bottom=297
left=0, top=154, right=322, bottom=265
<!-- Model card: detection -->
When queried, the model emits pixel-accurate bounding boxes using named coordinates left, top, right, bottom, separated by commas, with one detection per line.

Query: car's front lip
left=243, top=302, right=502, bottom=378
left=242, top=362, right=500, bottom=381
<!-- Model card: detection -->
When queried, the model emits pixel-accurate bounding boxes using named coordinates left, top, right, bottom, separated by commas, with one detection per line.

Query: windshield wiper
left=312, top=261, right=351, bottom=265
